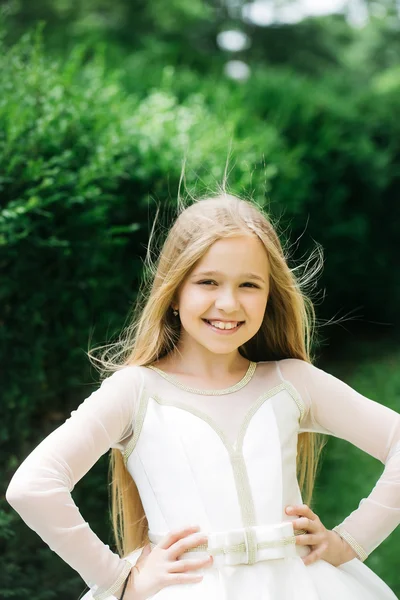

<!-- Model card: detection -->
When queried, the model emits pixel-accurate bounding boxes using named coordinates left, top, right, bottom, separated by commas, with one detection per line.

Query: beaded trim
left=332, top=525, right=368, bottom=562
left=123, top=386, right=150, bottom=465
left=123, top=382, right=305, bottom=462
left=93, top=560, right=132, bottom=600
left=148, top=528, right=307, bottom=555
left=145, top=361, right=257, bottom=395
left=149, top=383, right=288, bottom=453
left=282, top=380, right=306, bottom=423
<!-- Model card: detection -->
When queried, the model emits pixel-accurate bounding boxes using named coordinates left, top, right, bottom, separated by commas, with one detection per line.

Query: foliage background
left=1, top=1, right=399, bottom=597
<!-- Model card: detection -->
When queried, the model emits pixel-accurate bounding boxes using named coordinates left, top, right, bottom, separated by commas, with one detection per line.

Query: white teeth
left=208, top=321, right=240, bottom=330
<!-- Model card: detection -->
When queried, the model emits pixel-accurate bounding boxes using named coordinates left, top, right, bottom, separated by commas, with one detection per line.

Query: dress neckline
left=145, top=360, right=258, bottom=396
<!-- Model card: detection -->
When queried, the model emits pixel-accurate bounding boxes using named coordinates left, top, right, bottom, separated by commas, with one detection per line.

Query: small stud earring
left=172, top=309, right=179, bottom=317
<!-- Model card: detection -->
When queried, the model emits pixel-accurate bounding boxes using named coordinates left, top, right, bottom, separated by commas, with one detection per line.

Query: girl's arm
left=278, top=358, right=400, bottom=562
left=6, top=366, right=144, bottom=600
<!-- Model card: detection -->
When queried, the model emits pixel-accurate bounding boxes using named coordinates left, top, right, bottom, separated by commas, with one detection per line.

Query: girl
left=6, top=194, right=400, bottom=600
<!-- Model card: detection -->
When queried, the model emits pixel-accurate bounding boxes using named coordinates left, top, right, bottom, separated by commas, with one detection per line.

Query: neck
left=166, top=343, right=248, bottom=380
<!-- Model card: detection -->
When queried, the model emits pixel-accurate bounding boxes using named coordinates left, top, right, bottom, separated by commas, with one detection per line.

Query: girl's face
left=175, top=235, right=270, bottom=356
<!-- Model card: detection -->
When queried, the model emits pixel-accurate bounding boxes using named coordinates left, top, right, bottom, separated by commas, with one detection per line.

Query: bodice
left=125, top=362, right=305, bottom=535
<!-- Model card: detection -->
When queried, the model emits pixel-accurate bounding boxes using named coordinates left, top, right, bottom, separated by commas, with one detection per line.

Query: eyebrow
left=191, top=270, right=267, bottom=283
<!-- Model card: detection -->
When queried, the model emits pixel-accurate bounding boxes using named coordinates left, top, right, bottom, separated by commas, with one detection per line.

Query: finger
left=169, top=532, right=208, bottom=560
left=295, top=533, right=321, bottom=546
left=168, top=555, right=213, bottom=573
left=286, top=504, right=318, bottom=520
left=158, top=526, right=201, bottom=550
left=302, top=544, right=327, bottom=566
left=292, top=517, right=318, bottom=532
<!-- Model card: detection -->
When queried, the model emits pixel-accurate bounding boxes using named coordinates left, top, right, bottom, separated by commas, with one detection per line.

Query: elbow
left=5, top=460, right=45, bottom=513
left=6, top=459, right=72, bottom=515
left=6, top=472, right=32, bottom=512
left=6, top=449, right=73, bottom=518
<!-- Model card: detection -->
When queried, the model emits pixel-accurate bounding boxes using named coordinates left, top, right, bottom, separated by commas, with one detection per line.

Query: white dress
left=6, top=359, right=400, bottom=600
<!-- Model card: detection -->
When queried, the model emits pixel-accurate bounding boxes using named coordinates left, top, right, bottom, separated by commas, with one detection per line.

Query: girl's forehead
left=192, top=236, right=269, bottom=274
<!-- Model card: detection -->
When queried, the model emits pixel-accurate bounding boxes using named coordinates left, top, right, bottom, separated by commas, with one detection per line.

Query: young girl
left=6, top=194, right=400, bottom=600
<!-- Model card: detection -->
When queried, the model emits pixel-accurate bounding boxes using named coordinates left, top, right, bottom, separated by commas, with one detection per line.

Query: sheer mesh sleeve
left=278, top=358, right=400, bottom=562
left=6, top=366, right=144, bottom=600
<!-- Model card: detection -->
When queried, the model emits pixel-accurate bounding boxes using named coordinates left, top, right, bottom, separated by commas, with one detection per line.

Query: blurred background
left=1, top=0, right=399, bottom=597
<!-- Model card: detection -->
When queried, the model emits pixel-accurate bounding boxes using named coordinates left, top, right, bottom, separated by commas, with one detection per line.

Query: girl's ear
left=170, top=293, right=179, bottom=311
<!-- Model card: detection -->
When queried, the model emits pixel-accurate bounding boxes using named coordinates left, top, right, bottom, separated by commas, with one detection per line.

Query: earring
left=172, top=308, right=179, bottom=317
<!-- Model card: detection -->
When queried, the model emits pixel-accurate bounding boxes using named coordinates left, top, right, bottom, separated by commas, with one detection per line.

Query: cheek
left=181, top=287, right=211, bottom=313
left=246, top=294, right=268, bottom=321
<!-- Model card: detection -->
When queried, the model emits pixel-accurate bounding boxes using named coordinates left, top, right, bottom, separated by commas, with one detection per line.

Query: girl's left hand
left=285, top=504, right=358, bottom=567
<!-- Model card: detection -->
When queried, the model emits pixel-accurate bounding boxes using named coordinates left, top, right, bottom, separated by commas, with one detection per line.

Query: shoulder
left=276, top=358, right=330, bottom=391
left=255, top=358, right=314, bottom=382
left=275, top=358, right=312, bottom=377
left=274, top=359, right=317, bottom=417
left=276, top=358, right=306, bottom=367
left=98, top=365, right=146, bottom=395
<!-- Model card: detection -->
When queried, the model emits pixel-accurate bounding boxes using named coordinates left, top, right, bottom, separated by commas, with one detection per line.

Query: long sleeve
left=278, top=358, right=400, bottom=561
left=6, top=366, right=144, bottom=600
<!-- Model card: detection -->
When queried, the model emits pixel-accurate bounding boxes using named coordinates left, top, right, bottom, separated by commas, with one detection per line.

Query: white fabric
left=6, top=359, right=400, bottom=599
left=278, top=359, right=400, bottom=557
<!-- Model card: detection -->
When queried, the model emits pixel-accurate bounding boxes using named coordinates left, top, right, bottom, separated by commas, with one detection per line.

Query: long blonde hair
left=90, top=193, right=326, bottom=558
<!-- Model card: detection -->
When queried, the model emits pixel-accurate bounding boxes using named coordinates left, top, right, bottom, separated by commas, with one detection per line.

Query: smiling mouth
left=202, top=319, right=245, bottom=332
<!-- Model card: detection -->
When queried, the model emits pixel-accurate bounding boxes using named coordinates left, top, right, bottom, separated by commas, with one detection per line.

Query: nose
left=214, top=287, right=240, bottom=313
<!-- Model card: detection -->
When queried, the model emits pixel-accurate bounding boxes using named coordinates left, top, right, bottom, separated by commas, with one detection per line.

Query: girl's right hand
left=123, top=525, right=213, bottom=600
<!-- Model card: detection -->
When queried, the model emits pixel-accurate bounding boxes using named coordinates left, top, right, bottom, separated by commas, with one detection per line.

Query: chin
left=206, top=345, right=240, bottom=354
left=200, top=339, right=246, bottom=354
